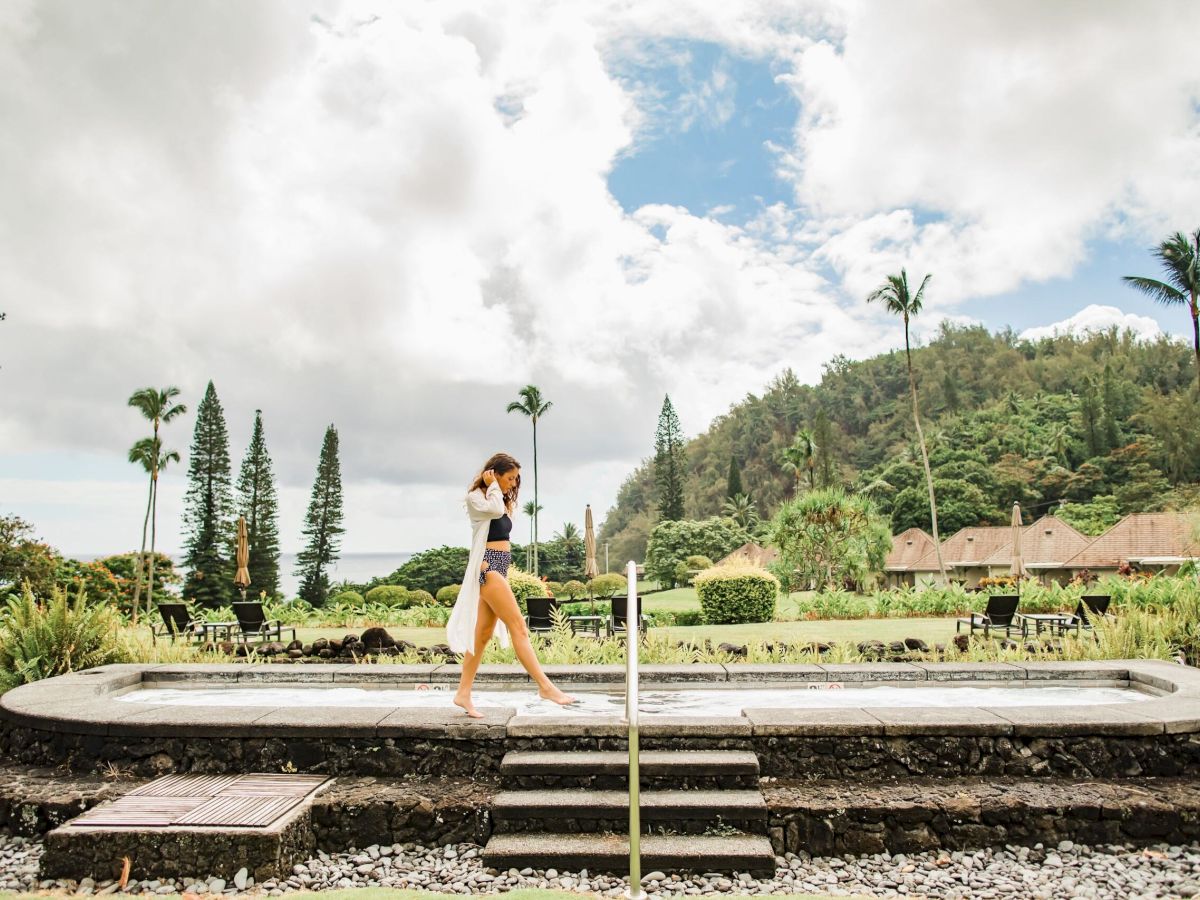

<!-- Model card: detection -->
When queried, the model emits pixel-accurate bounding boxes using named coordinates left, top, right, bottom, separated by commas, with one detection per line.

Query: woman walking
left=448, top=452, right=575, bottom=718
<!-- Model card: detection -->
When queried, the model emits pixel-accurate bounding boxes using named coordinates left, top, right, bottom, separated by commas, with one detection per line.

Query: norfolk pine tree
left=654, top=395, right=686, bottom=521
left=182, top=381, right=234, bottom=608
left=235, top=409, right=282, bottom=599
left=295, top=425, right=344, bottom=606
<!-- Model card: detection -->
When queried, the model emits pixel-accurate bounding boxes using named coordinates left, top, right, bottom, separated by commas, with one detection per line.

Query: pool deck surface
left=5, top=659, right=1200, bottom=739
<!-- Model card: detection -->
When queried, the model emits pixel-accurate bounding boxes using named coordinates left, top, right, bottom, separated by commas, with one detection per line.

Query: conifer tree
left=295, top=424, right=344, bottom=606
left=182, top=381, right=234, bottom=608
left=725, top=455, right=743, bottom=500
left=235, top=409, right=281, bottom=599
left=654, top=395, right=686, bottom=522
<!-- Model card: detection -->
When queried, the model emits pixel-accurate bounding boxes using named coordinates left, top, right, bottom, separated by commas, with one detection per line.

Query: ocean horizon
left=71, top=551, right=415, bottom=600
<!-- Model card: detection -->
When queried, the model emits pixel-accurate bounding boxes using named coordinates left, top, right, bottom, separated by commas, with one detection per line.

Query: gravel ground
left=6, top=834, right=1200, bottom=898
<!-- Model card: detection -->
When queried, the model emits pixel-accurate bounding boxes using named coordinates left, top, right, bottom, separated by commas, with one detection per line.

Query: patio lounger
left=151, top=601, right=203, bottom=644
left=1052, top=595, right=1113, bottom=636
left=525, top=596, right=560, bottom=635
left=957, top=594, right=1023, bottom=638
left=232, top=601, right=297, bottom=644
left=607, top=594, right=646, bottom=638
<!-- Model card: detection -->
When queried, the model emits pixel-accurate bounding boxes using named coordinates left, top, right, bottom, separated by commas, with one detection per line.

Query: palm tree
left=780, top=429, right=818, bottom=492
left=722, top=493, right=761, bottom=532
left=507, top=385, right=552, bottom=575
left=127, top=386, right=187, bottom=623
left=1047, top=424, right=1071, bottom=465
left=521, top=500, right=543, bottom=569
left=127, top=437, right=181, bottom=619
left=1124, top=228, right=1200, bottom=391
left=867, top=269, right=947, bottom=582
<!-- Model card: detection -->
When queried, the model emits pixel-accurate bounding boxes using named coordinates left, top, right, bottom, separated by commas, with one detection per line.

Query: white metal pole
left=624, top=559, right=644, bottom=900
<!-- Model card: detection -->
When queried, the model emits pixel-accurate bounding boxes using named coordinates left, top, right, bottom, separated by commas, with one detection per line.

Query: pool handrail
left=625, top=559, right=644, bottom=899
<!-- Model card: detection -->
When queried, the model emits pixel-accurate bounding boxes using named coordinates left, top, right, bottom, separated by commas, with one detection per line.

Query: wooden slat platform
left=69, top=773, right=328, bottom=829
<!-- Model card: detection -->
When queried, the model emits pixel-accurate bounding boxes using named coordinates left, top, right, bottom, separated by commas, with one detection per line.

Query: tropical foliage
left=600, top=324, right=1200, bottom=562
left=644, top=517, right=748, bottom=587
left=769, top=489, right=892, bottom=591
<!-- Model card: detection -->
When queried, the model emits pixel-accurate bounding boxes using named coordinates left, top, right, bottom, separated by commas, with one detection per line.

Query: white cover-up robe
left=446, top=480, right=512, bottom=656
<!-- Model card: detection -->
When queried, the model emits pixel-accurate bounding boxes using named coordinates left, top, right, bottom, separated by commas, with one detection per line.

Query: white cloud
left=1018, top=305, right=1163, bottom=343
left=1, top=0, right=1197, bottom=559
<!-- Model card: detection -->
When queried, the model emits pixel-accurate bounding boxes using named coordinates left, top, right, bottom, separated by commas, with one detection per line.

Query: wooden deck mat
left=70, top=773, right=328, bottom=829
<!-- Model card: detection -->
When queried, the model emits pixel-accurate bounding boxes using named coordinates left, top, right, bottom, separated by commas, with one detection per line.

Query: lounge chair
left=525, top=596, right=560, bottom=635
left=1051, top=595, right=1112, bottom=636
left=151, top=602, right=203, bottom=644
left=607, top=594, right=646, bottom=638
left=232, top=601, right=296, bottom=644
left=956, top=594, right=1023, bottom=638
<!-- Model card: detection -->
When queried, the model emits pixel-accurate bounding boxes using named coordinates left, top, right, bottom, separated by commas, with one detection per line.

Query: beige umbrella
left=584, top=505, right=599, bottom=615
left=234, top=515, right=251, bottom=599
left=1010, top=502, right=1025, bottom=592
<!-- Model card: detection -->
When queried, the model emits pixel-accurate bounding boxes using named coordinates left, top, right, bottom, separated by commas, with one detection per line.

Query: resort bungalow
left=718, top=542, right=779, bottom=568
left=882, top=527, right=937, bottom=587
left=907, top=526, right=1014, bottom=588
left=979, top=515, right=1092, bottom=586
left=1060, top=512, right=1200, bottom=578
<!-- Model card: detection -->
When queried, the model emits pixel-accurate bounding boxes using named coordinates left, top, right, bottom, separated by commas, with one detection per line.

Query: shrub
left=364, top=585, right=410, bottom=608
left=0, top=585, right=130, bottom=691
left=545, top=581, right=563, bottom=596
left=406, top=589, right=436, bottom=607
left=588, top=573, right=627, bottom=597
left=644, top=518, right=749, bottom=587
left=330, top=590, right=365, bottom=607
left=685, top=555, right=714, bottom=570
left=674, top=609, right=705, bottom=627
left=694, top=565, right=778, bottom=624
left=507, top=568, right=547, bottom=614
left=384, top=546, right=470, bottom=595
left=562, top=580, right=587, bottom=600
left=435, top=585, right=460, bottom=606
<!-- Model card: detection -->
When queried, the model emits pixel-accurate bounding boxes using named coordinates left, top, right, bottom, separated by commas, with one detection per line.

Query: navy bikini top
left=487, top=513, right=513, bottom=542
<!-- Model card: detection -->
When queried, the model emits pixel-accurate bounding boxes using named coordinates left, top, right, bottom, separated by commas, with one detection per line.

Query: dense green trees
left=182, top=382, right=234, bottom=608
left=295, top=425, right=344, bottom=606
left=234, top=410, right=281, bottom=599
left=769, top=489, right=892, bottom=592
left=599, top=325, right=1200, bottom=561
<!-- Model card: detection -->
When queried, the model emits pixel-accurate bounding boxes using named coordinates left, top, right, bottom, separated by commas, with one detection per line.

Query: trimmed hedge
left=406, top=589, right=436, bottom=607
left=435, top=585, right=460, bottom=606
left=694, top=564, right=779, bottom=625
left=330, top=590, right=365, bottom=607
left=588, top=573, right=626, bottom=597
left=561, top=580, right=587, bottom=600
left=364, top=585, right=410, bottom=608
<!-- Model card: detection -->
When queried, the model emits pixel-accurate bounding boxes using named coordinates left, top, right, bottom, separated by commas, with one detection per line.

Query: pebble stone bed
left=5, top=834, right=1200, bottom=899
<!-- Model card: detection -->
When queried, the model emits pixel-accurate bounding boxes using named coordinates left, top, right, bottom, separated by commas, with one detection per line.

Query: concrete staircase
left=482, top=750, right=776, bottom=876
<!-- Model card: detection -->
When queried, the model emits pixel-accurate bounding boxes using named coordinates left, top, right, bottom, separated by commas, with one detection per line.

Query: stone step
left=483, top=831, right=777, bottom=876
left=491, top=788, right=767, bottom=834
left=500, top=750, right=759, bottom=789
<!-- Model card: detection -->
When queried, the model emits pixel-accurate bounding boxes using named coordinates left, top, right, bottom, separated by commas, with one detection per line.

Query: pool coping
left=3, top=660, right=1200, bottom=740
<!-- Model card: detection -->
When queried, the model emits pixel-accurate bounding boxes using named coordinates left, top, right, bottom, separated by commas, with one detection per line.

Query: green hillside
left=599, top=324, right=1200, bottom=563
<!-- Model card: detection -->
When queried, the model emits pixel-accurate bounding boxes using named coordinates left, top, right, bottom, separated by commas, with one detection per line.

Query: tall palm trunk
left=905, top=317, right=947, bottom=582
left=532, top=417, right=539, bottom=576
left=148, top=420, right=160, bottom=612
left=131, top=473, right=153, bottom=625
left=1191, top=297, right=1199, bottom=394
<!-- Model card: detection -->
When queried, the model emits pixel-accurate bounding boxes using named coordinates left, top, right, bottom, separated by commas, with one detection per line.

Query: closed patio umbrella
left=1010, top=503, right=1025, bottom=593
left=234, top=515, right=251, bottom=600
left=584, top=505, right=599, bottom=614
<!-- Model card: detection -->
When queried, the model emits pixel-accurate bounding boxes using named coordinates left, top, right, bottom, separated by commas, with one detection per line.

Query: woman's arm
left=466, top=479, right=506, bottom=517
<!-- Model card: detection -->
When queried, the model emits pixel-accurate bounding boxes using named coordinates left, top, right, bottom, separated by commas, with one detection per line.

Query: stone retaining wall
left=765, top=777, right=1200, bottom=856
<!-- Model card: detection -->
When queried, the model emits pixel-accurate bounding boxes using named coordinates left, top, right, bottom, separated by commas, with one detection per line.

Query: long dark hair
left=469, top=452, right=521, bottom=513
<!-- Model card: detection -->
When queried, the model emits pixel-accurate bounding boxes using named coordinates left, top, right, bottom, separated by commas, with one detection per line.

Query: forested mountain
left=599, top=324, right=1200, bottom=563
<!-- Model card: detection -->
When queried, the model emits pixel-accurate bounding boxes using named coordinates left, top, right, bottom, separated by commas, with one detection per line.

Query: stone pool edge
left=4, top=659, right=1200, bottom=741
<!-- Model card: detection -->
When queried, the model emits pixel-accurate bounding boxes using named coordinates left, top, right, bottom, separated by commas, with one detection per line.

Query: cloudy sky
left=2, top=0, right=1198, bottom=564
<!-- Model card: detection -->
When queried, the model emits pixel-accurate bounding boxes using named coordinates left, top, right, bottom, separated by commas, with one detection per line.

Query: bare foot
left=539, top=686, right=577, bottom=706
left=453, top=693, right=484, bottom=719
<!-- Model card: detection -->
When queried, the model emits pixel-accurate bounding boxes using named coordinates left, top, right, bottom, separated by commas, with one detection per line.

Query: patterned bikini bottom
left=479, top=548, right=512, bottom=586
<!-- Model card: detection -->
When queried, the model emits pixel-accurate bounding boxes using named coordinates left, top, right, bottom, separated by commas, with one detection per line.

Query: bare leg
left=454, top=599, right=497, bottom=718
left=479, top=572, right=575, bottom=705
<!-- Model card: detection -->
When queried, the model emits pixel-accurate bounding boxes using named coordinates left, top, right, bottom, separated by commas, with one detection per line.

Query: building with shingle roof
left=978, top=515, right=1092, bottom=585
left=1061, top=512, right=1200, bottom=576
left=883, top=528, right=937, bottom=587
